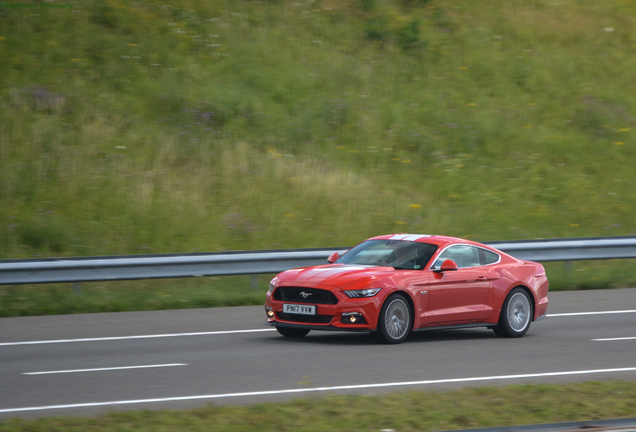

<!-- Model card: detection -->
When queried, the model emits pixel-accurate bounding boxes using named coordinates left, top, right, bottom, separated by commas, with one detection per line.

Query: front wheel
left=372, top=294, right=412, bottom=344
left=493, top=288, right=533, bottom=338
left=276, top=327, right=310, bottom=338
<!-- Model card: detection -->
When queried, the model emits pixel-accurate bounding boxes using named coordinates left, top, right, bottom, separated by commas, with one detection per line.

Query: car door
left=426, top=245, right=494, bottom=325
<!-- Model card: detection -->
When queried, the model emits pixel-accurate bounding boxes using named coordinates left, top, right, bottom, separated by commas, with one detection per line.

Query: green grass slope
left=1, top=0, right=635, bottom=259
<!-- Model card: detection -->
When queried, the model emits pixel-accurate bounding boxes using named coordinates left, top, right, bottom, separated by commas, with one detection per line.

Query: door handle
left=466, top=276, right=490, bottom=283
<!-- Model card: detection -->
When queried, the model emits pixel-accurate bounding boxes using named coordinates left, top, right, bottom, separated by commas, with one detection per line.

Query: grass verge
left=1, top=381, right=635, bottom=431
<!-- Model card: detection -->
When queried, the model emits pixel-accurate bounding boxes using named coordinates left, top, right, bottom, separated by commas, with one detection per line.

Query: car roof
left=368, top=233, right=485, bottom=249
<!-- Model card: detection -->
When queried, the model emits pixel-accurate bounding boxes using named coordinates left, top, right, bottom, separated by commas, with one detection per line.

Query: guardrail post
left=73, top=282, right=82, bottom=295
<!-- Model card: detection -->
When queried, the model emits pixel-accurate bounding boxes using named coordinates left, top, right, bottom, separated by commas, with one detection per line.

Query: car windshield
left=336, top=240, right=438, bottom=270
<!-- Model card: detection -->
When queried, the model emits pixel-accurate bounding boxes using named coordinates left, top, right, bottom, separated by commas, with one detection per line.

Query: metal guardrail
left=442, top=416, right=636, bottom=432
left=487, top=236, right=636, bottom=261
left=0, top=248, right=349, bottom=285
left=1, top=236, right=635, bottom=286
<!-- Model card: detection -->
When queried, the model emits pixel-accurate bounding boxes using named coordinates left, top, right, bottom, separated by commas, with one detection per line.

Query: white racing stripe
left=2, top=366, right=636, bottom=414
left=23, top=364, right=187, bottom=375
left=389, top=234, right=430, bottom=241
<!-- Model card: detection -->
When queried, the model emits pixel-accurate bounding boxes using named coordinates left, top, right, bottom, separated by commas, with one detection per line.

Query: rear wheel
left=494, top=287, right=532, bottom=338
left=372, top=294, right=412, bottom=344
left=276, top=327, right=310, bottom=338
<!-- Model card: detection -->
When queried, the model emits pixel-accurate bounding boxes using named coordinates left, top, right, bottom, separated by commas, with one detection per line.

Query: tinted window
left=480, top=248, right=500, bottom=265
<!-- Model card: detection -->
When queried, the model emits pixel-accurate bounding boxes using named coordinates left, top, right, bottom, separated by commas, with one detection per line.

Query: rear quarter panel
left=490, top=259, right=549, bottom=321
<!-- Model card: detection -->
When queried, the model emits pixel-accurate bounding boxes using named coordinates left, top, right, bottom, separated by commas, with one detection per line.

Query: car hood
left=277, top=264, right=396, bottom=290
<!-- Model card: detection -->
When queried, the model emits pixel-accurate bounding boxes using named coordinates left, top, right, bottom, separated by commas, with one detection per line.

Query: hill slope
left=1, top=0, right=635, bottom=259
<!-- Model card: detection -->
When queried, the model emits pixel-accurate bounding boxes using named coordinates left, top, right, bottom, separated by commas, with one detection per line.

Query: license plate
left=283, top=303, right=316, bottom=315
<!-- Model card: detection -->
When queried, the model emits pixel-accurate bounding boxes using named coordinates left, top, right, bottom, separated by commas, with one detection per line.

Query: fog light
left=267, top=310, right=275, bottom=318
left=341, top=312, right=366, bottom=325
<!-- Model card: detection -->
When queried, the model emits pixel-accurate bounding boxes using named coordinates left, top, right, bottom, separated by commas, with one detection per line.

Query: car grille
left=276, top=312, right=334, bottom=324
left=273, top=287, right=338, bottom=305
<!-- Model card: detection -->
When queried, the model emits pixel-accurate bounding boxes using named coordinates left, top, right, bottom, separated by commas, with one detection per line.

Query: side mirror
left=327, top=252, right=340, bottom=264
left=434, top=259, right=459, bottom=273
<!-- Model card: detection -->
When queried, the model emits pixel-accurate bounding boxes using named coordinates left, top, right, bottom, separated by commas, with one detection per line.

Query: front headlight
left=343, top=288, right=381, bottom=298
left=268, top=277, right=278, bottom=293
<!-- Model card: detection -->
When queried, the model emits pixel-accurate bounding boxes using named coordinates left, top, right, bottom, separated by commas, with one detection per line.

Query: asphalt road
left=1, top=288, right=636, bottom=419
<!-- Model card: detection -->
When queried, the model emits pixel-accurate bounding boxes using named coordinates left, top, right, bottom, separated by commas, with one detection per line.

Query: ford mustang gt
left=265, top=234, right=549, bottom=344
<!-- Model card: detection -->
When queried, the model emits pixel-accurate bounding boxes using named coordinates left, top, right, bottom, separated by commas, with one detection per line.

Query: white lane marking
left=23, top=363, right=187, bottom=375
left=0, top=328, right=277, bottom=347
left=2, top=366, right=636, bottom=414
left=1, top=309, right=635, bottom=347
left=548, top=310, right=636, bottom=317
left=593, top=337, right=636, bottom=342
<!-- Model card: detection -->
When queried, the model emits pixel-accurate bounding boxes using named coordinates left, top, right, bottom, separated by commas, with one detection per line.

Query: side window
left=433, top=245, right=481, bottom=269
left=479, top=248, right=500, bottom=265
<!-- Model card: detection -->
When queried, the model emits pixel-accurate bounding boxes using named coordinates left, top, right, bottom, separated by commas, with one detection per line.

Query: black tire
left=276, top=327, right=310, bottom=338
left=373, top=294, right=412, bottom=344
left=493, top=287, right=533, bottom=338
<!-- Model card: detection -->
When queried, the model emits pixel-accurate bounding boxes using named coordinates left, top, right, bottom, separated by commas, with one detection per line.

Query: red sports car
left=265, top=234, right=549, bottom=344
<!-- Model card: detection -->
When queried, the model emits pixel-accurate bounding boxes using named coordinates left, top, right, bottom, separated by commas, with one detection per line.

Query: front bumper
left=264, top=320, right=372, bottom=332
left=264, top=296, right=382, bottom=331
